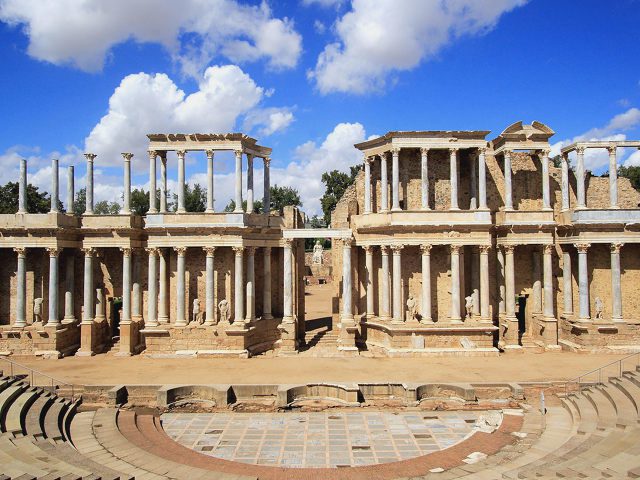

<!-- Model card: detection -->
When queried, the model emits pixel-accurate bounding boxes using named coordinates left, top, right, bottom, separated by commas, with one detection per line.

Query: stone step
left=43, top=399, right=70, bottom=441
left=9, top=436, right=93, bottom=478
left=583, top=387, right=618, bottom=432
left=601, top=381, right=638, bottom=427
left=24, top=392, right=54, bottom=438
left=0, top=436, right=50, bottom=477
left=0, top=383, right=28, bottom=431
left=4, top=387, right=41, bottom=436
left=612, top=376, right=640, bottom=419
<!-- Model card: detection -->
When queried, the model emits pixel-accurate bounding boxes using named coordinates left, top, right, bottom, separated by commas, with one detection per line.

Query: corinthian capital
left=148, top=150, right=157, bottom=160
left=390, top=244, right=404, bottom=253
left=13, top=247, right=26, bottom=257
left=46, top=247, right=61, bottom=257
left=574, top=243, right=590, bottom=253
left=420, top=244, right=432, bottom=255
left=479, top=245, right=491, bottom=254
left=607, top=144, right=617, bottom=155
left=390, top=147, right=401, bottom=156
left=539, top=149, right=551, bottom=158
left=575, top=146, right=586, bottom=155
left=205, top=149, right=214, bottom=160
left=263, top=156, right=271, bottom=167
left=203, top=246, right=216, bottom=256
left=176, top=150, right=186, bottom=160
left=121, top=152, right=134, bottom=162
left=84, top=153, right=96, bottom=162
left=173, top=246, right=187, bottom=256
left=232, top=246, right=244, bottom=256
left=611, top=242, right=624, bottom=254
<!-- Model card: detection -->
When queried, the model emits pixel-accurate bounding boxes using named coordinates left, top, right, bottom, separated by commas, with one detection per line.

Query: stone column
left=247, top=154, right=254, bottom=213
left=132, top=250, right=142, bottom=321
left=157, top=249, right=168, bottom=324
left=380, top=245, right=391, bottom=319
left=47, top=248, right=60, bottom=326
left=233, top=246, right=245, bottom=324
left=176, top=150, right=186, bottom=213
left=82, top=248, right=94, bottom=323
left=449, top=148, right=459, bottom=210
left=146, top=248, right=158, bottom=327
left=421, top=148, right=430, bottom=210
left=14, top=248, right=26, bottom=327
left=263, top=247, right=273, bottom=320
left=450, top=245, right=462, bottom=322
left=121, top=248, right=131, bottom=323
left=206, top=150, right=215, bottom=213
left=608, top=145, right=619, bottom=209
left=561, top=153, right=570, bottom=211
left=364, top=246, right=374, bottom=317
left=542, top=244, right=554, bottom=319
left=84, top=154, right=95, bottom=214
left=63, top=251, right=75, bottom=322
left=497, top=248, right=506, bottom=316
left=122, top=153, right=132, bottom=215
left=391, top=244, right=403, bottom=322
left=18, top=159, right=27, bottom=214
left=478, top=148, right=488, bottom=210
left=174, top=247, right=186, bottom=326
left=420, top=244, right=432, bottom=322
left=562, top=248, right=573, bottom=317
left=540, top=149, right=551, bottom=210
left=532, top=248, right=542, bottom=314
left=364, top=156, right=372, bottom=214
left=575, top=243, right=590, bottom=322
left=611, top=243, right=623, bottom=322
left=391, top=148, right=401, bottom=211
left=504, top=150, right=513, bottom=210
left=245, top=247, right=255, bottom=323
left=67, top=166, right=74, bottom=215
left=95, top=284, right=105, bottom=322
left=504, top=245, right=516, bottom=320
left=202, top=247, right=216, bottom=326
left=575, top=146, right=586, bottom=209
left=380, top=153, right=389, bottom=212
left=234, top=150, right=243, bottom=213
left=283, top=240, right=293, bottom=323
left=160, top=153, right=167, bottom=213
left=479, top=245, right=491, bottom=321
left=50, top=159, right=59, bottom=213
left=148, top=151, right=157, bottom=213
left=263, top=157, right=271, bottom=216
left=341, top=239, right=354, bottom=321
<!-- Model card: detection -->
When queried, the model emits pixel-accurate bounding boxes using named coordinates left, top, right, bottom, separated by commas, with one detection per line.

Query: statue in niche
left=33, top=298, right=43, bottom=324
left=594, top=297, right=604, bottom=320
left=218, top=299, right=230, bottom=323
left=406, top=295, right=417, bottom=322
left=192, top=299, right=202, bottom=324
left=465, top=295, right=474, bottom=320
left=312, top=240, right=324, bottom=265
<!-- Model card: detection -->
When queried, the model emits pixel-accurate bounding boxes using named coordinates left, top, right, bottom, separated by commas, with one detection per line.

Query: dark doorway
left=516, top=295, right=527, bottom=345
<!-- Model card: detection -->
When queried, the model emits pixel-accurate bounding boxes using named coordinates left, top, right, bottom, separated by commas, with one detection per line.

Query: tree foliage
left=319, top=165, right=361, bottom=226
left=172, top=183, right=206, bottom=212
left=129, top=188, right=171, bottom=215
left=94, top=200, right=121, bottom=215
left=618, top=165, right=640, bottom=192
left=73, top=188, right=86, bottom=215
left=269, top=185, right=301, bottom=214
left=305, top=214, right=329, bottom=251
left=224, top=199, right=264, bottom=213
left=0, top=182, right=63, bottom=213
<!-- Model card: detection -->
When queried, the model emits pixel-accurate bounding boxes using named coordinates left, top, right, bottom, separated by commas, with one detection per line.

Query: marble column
left=233, top=246, right=245, bottom=324
left=364, top=246, right=374, bottom=317
left=95, top=285, right=105, bottom=322
left=82, top=248, right=94, bottom=323
left=575, top=243, right=590, bottom=322
left=174, top=247, right=186, bottom=326
left=146, top=248, right=158, bottom=327
left=576, top=146, right=586, bottom=209
left=283, top=241, right=293, bottom=323
left=504, top=245, right=516, bottom=320
left=247, top=154, right=254, bottom=213
left=47, top=248, right=60, bottom=326
left=540, top=149, right=551, bottom=210
left=497, top=247, right=506, bottom=316
left=478, top=148, right=488, bottom=210
left=63, top=251, right=75, bottom=322
left=561, top=153, right=570, bottom=211
left=160, top=153, right=167, bottom=213
left=206, top=150, right=215, bottom=213
left=263, top=158, right=271, bottom=216
left=67, top=166, right=74, bottom=215
left=471, top=247, right=480, bottom=317
left=148, top=151, right=158, bottom=214
left=122, top=153, right=132, bottom=215
left=504, top=150, right=513, bottom=210
left=420, top=244, right=432, bottom=322
left=18, top=159, right=27, bottom=214
left=84, top=154, right=96, bottom=215
left=121, top=248, right=131, bottom=323
left=14, top=248, right=26, bottom=327
left=543, top=244, right=554, bottom=319
left=608, top=145, right=619, bottom=209
left=245, top=247, right=255, bottom=323
left=132, top=250, right=142, bottom=321
left=562, top=248, right=573, bottom=317
left=611, top=243, right=623, bottom=322
left=391, top=148, right=401, bottom=211
left=449, top=148, right=459, bottom=210
left=479, top=245, right=491, bottom=321
left=203, top=247, right=216, bottom=326
left=157, top=249, right=168, bottom=324
left=263, top=247, right=273, bottom=320
left=364, top=156, right=372, bottom=214
left=51, top=159, right=59, bottom=213
left=341, top=239, right=354, bottom=321
left=391, top=244, right=403, bottom=322
left=532, top=249, right=542, bottom=314
left=450, top=245, right=462, bottom=322
left=234, top=150, right=243, bottom=213
left=380, top=153, right=389, bottom=212
left=421, top=148, right=430, bottom=210
left=380, top=245, right=391, bottom=319
left=176, top=150, right=186, bottom=213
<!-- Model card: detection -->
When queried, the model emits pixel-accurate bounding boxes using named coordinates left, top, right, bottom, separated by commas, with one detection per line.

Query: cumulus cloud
left=302, top=0, right=344, bottom=7
left=308, top=0, right=526, bottom=94
left=0, top=0, right=302, bottom=75
left=243, top=107, right=295, bottom=137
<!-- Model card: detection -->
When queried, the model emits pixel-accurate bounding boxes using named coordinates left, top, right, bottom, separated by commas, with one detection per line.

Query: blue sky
left=1, top=0, right=639, bottom=215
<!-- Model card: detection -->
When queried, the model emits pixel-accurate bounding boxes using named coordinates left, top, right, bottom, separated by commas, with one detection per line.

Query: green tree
left=305, top=215, right=329, bottom=251
left=73, top=188, right=86, bottom=215
left=319, top=166, right=361, bottom=226
left=269, top=185, right=301, bottom=214
left=618, top=165, right=640, bottom=192
left=94, top=199, right=121, bottom=215
left=224, top=199, right=264, bottom=213
left=172, top=183, right=206, bottom=212
left=0, top=182, right=63, bottom=213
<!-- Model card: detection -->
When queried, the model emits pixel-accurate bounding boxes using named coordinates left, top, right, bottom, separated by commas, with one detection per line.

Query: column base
left=449, top=318, right=463, bottom=324
left=263, top=313, right=273, bottom=321
left=576, top=317, right=592, bottom=323
left=391, top=207, right=402, bottom=212
left=158, top=316, right=169, bottom=324
left=205, top=208, right=214, bottom=213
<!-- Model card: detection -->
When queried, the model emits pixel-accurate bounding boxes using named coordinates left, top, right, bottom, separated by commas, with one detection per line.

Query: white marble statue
left=406, top=294, right=417, bottom=322
left=594, top=297, right=604, bottom=320
left=192, top=298, right=202, bottom=324
left=465, top=295, right=474, bottom=320
left=218, top=299, right=230, bottom=323
left=312, top=240, right=324, bottom=265
left=33, top=298, right=43, bottom=324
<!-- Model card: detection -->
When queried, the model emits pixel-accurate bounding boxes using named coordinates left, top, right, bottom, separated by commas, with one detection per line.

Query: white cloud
left=0, top=0, right=302, bottom=75
left=309, top=0, right=526, bottom=94
left=313, top=20, right=327, bottom=34
left=624, top=149, right=640, bottom=167
left=303, top=0, right=344, bottom=7
left=243, top=107, right=295, bottom=137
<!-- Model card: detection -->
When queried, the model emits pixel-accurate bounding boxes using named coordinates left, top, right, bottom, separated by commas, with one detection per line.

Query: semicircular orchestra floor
left=161, top=410, right=498, bottom=468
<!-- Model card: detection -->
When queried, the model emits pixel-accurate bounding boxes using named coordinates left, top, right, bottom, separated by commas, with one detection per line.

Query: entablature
left=147, top=133, right=272, bottom=158
left=354, top=130, right=490, bottom=157
left=353, top=210, right=492, bottom=231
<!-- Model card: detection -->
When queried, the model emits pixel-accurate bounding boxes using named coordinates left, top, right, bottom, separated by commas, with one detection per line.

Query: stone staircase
left=298, top=325, right=341, bottom=356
